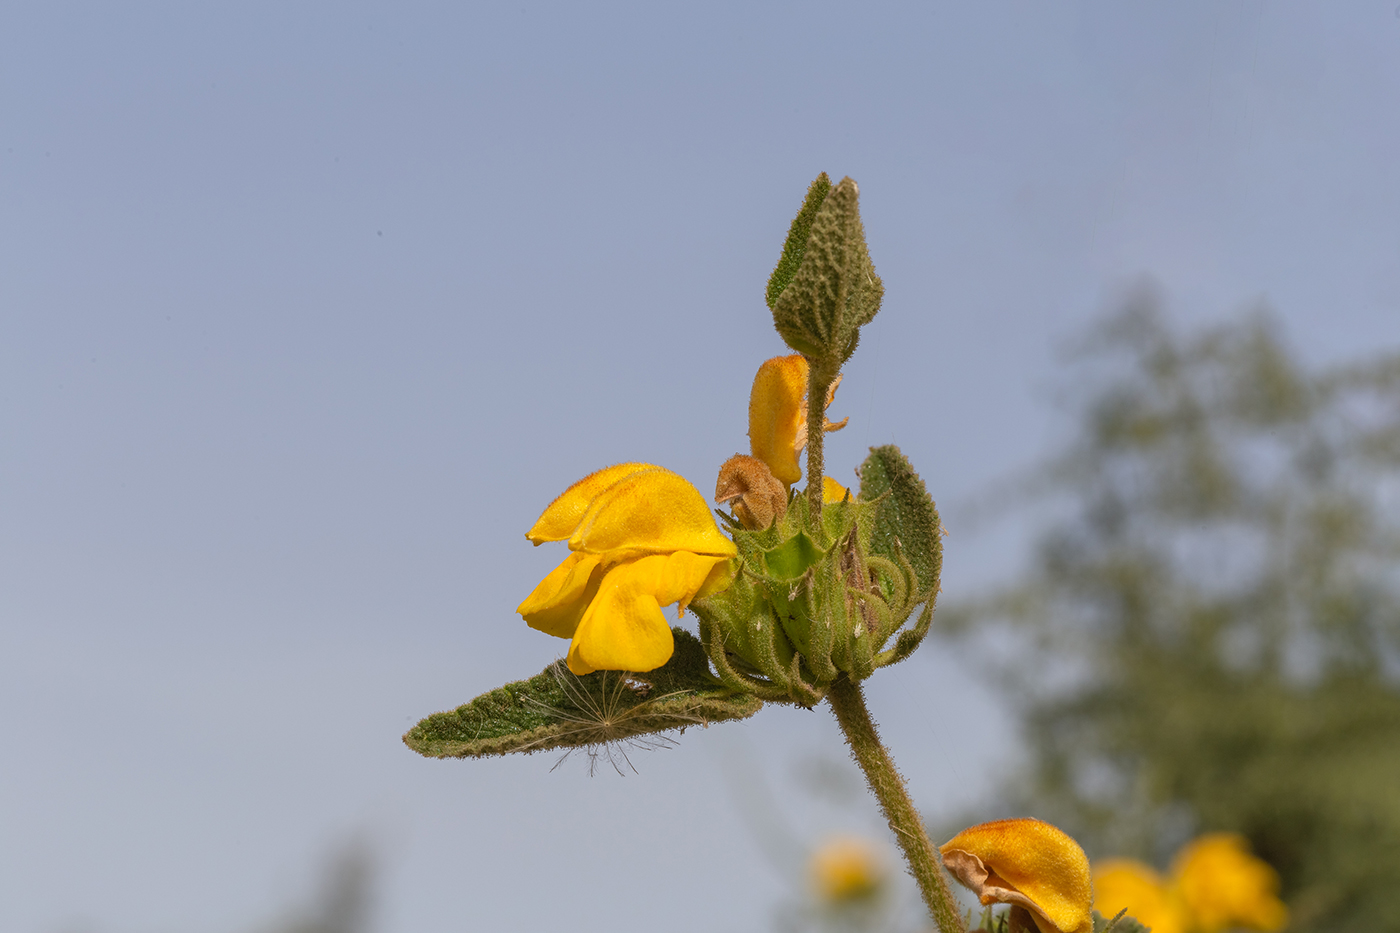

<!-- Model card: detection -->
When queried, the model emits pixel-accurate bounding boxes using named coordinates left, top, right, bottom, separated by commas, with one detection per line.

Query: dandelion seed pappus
left=518, top=662, right=706, bottom=776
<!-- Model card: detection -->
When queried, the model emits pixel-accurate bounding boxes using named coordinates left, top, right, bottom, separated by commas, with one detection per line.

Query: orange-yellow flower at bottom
left=1093, top=860, right=1187, bottom=933
left=1172, top=834, right=1288, bottom=933
left=940, top=819, right=1094, bottom=933
left=518, top=463, right=736, bottom=675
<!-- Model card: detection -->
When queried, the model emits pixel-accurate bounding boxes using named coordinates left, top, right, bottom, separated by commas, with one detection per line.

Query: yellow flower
left=1171, top=834, right=1288, bottom=933
left=940, top=818, right=1094, bottom=933
left=1093, top=859, right=1188, bottom=933
left=748, top=354, right=847, bottom=487
left=822, top=476, right=849, bottom=502
left=518, top=463, right=737, bottom=675
left=809, top=835, right=886, bottom=903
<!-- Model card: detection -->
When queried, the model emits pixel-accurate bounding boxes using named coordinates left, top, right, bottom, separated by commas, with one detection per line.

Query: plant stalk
left=827, top=676, right=965, bottom=933
left=805, top=357, right=836, bottom=520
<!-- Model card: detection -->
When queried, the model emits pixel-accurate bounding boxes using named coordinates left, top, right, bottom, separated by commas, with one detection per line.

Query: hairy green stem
left=805, top=358, right=836, bottom=520
left=827, top=677, right=965, bottom=933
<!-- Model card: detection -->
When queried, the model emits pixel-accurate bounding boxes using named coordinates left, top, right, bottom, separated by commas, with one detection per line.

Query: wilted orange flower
left=940, top=818, right=1093, bottom=933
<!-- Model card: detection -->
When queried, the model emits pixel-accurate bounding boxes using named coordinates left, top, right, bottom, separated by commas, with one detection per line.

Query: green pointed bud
left=766, top=172, right=832, bottom=310
left=770, top=176, right=884, bottom=368
left=402, top=629, right=761, bottom=759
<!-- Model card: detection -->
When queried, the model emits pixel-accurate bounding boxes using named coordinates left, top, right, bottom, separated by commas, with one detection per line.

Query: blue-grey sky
left=4, top=3, right=1399, bottom=931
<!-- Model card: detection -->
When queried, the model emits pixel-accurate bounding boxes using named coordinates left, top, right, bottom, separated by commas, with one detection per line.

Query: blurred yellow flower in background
left=1093, top=834, right=1287, bottom=933
left=1172, top=834, right=1288, bottom=933
left=518, top=463, right=736, bottom=674
left=940, top=818, right=1094, bottom=933
left=1093, top=859, right=1188, bottom=933
left=809, top=835, right=887, bottom=903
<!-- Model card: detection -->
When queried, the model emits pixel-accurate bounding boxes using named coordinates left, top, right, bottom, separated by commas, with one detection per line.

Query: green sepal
left=761, top=530, right=823, bottom=580
left=693, top=569, right=796, bottom=685
left=770, top=176, right=884, bottom=367
left=858, top=444, right=942, bottom=603
left=402, top=629, right=762, bottom=759
left=766, top=172, right=832, bottom=310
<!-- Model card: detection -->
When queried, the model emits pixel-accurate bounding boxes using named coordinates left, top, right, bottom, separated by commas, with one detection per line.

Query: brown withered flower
left=715, top=454, right=788, bottom=529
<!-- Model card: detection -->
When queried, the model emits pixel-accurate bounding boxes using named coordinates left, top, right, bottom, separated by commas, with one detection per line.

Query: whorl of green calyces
left=690, top=445, right=942, bottom=705
left=402, top=629, right=761, bottom=759
left=769, top=175, right=884, bottom=369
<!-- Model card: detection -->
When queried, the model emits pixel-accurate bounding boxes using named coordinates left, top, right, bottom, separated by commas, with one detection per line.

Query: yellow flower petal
left=525, top=462, right=656, bottom=544
left=694, top=555, right=735, bottom=601
left=569, top=467, right=737, bottom=558
left=940, top=819, right=1094, bottom=933
left=822, top=476, right=849, bottom=503
left=1171, top=834, right=1288, bottom=933
left=517, top=552, right=604, bottom=638
left=748, top=355, right=809, bottom=486
left=566, top=551, right=730, bottom=674
left=1093, top=860, right=1187, bottom=933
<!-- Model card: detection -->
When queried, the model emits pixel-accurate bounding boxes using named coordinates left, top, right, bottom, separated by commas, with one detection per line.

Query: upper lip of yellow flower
left=747, top=354, right=847, bottom=488
left=518, top=463, right=736, bottom=675
left=939, top=818, right=1094, bottom=933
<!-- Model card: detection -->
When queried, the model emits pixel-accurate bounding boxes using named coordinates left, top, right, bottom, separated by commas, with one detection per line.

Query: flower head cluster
left=940, top=818, right=1094, bottom=933
left=1095, top=834, right=1288, bottom=933
left=517, top=463, right=736, bottom=675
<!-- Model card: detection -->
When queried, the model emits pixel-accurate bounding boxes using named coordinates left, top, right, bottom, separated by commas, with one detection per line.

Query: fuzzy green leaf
left=403, top=629, right=763, bottom=759
left=770, top=176, right=883, bottom=366
left=766, top=172, right=832, bottom=310
left=858, top=444, right=942, bottom=603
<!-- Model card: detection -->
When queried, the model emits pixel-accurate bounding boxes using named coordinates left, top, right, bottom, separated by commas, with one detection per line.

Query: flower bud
left=768, top=176, right=883, bottom=369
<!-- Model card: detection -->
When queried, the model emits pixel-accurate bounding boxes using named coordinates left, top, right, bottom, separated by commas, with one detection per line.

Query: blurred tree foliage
left=945, top=291, right=1400, bottom=932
